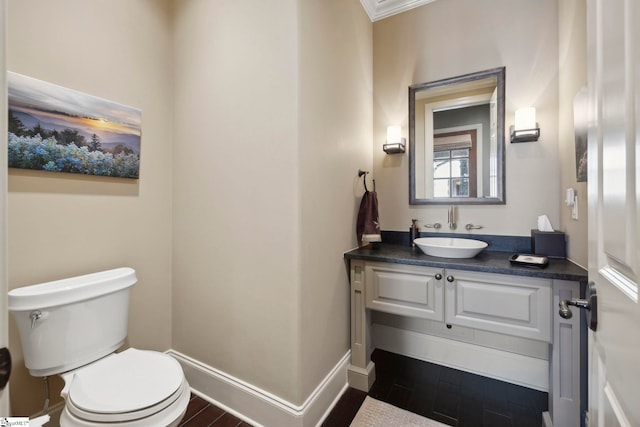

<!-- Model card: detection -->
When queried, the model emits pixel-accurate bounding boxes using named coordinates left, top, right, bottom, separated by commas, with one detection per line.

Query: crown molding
left=360, top=0, right=438, bottom=22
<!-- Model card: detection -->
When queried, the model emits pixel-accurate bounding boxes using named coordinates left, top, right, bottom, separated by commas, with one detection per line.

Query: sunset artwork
left=7, top=72, right=141, bottom=179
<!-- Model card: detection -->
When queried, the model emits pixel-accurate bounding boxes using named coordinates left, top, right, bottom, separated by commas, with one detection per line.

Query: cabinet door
left=365, top=263, right=444, bottom=321
left=444, top=269, right=552, bottom=342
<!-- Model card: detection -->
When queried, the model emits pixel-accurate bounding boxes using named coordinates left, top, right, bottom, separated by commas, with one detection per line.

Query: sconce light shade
left=511, top=107, right=540, bottom=143
left=383, top=125, right=406, bottom=154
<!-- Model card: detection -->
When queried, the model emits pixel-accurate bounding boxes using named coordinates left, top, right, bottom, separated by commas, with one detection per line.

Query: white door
left=587, top=0, right=640, bottom=425
left=0, top=0, right=10, bottom=416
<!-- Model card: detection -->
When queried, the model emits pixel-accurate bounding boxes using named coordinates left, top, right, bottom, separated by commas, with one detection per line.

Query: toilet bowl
left=59, top=349, right=190, bottom=427
left=8, top=268, right=190, bottom=426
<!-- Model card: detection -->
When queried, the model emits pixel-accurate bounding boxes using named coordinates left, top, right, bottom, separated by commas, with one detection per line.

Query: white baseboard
left=372, top=324, right=549, bottom=392
left=167, top=349, right=350, bottom=427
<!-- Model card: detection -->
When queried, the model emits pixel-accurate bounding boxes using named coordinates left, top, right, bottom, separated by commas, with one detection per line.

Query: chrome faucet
left=448, top=205, right=456, bottom=230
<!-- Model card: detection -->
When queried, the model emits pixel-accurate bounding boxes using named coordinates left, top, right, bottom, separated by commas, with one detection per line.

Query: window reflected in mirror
left=433, top=147, right=472, bottom=198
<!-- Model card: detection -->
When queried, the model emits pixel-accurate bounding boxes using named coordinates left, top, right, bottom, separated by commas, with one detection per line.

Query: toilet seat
left=61, top=348, right=188, bottom=424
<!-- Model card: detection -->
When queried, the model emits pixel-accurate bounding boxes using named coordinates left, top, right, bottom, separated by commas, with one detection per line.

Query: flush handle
left=559, top=282, right=597, bottom=331
left=30, top=310, right=42, bottom=329
left=0, top=347, right=11, bottom=390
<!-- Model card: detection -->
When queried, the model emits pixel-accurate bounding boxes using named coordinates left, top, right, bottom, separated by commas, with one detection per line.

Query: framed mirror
left=409, top=67, right=505, bottom=205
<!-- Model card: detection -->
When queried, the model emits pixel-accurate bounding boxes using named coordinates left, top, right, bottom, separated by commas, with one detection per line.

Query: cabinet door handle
left=446, top=275, right=455, bottom=283
left=435, top=273, right=442, bottom=280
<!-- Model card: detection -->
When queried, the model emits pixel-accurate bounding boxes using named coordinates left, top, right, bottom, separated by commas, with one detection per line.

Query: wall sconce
left=510, top=107, right=540, bottom=143
left=383, top=125, right=406, bottom=154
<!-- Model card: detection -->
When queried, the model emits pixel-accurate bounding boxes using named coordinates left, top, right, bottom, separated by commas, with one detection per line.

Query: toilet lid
left=67, top=348, right=184, bottom=415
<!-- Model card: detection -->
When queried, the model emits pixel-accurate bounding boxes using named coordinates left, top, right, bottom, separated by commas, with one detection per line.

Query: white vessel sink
left=414, top=237, right=488, bottom=259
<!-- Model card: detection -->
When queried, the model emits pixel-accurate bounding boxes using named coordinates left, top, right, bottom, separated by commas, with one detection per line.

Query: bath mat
left=350, top=396, right=448, bottom=427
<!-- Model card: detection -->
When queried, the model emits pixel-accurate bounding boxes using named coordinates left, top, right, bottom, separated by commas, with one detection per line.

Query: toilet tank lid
left=8, top=267, right=137, bottom=311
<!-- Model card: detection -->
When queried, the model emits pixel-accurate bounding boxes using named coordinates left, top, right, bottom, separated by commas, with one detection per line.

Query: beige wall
left=172, top=0, right=372, bottom=405
left=5, top=0, right=372, bottom=414
left=298, top=0, right=372, bottom=400
left=558, top=0, right=588, bottom=267
left=172, top=0, right=302, bottom=403
left=373, top=0, right=561, bottom=237
left=7, top=0, right=174, bottom=415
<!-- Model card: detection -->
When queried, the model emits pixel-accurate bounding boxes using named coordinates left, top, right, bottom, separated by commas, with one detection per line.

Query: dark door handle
left=0, top=347, right=11, bottom=390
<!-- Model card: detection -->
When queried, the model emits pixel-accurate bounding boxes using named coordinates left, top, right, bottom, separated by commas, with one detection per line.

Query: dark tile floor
left=181, top=349, right=548, bottom=427
left=322, top=349, right=549, bottom=427
left=179, top=394, right=253, bottom=427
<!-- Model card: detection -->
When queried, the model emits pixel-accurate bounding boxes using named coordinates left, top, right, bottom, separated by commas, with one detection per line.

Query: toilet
left=8, top=267, right=190, bottom=426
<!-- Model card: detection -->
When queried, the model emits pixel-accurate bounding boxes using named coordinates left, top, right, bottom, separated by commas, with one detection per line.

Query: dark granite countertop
left=344, top=244, right=588, bottom=282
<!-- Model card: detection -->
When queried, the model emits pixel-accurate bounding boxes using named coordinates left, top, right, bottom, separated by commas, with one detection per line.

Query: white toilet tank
left=8, top=267, right=137, bottom=377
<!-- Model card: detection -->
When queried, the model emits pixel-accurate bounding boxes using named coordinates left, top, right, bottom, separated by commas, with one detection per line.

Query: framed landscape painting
left=7, top=72, right=141, bottom=179
left=573, top=86, right=588, bottom=182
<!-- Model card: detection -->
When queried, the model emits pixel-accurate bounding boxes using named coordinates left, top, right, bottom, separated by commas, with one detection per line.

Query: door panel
left=599, top=0, right=639, bottom=301
left=588, top=0, right=640, bottom=425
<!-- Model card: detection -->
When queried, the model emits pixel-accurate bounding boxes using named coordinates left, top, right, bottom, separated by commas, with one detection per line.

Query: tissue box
left=531, top=230, right=566, bottom=259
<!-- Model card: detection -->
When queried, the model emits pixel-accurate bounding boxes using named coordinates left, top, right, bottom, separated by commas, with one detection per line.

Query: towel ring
left=358, top=169, right=375, bottom=192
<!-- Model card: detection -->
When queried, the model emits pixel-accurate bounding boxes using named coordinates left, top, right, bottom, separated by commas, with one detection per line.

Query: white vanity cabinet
left=360, top=262, right=552, bottom=343
left=347, top=258, right=584, bottom=427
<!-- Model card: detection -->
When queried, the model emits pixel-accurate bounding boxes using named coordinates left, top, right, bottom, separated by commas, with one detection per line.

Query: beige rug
left=350, top=396, right=449, bottom=427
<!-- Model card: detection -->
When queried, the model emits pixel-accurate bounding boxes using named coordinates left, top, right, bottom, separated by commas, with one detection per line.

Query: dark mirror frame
left=409, top=67, right=506, bottom=205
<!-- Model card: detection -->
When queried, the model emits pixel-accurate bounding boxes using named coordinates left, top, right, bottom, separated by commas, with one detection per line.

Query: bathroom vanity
left=344, top=243, right=588, bottom=427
